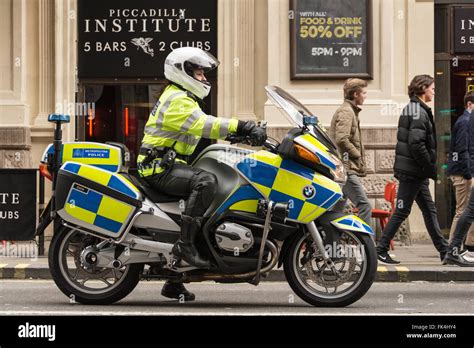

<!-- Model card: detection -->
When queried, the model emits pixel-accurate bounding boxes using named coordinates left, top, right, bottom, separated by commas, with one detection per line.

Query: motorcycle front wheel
left=283, top=228, right=377, bottom=307
left=48, top=227, right=143, bottom=305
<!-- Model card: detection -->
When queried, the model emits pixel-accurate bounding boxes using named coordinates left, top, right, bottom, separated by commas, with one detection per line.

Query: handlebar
left=225, top=134, right=252, bottom=145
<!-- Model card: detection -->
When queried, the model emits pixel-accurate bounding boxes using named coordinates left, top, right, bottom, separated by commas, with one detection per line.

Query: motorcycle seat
left=120, top=171, right=181, bottom=203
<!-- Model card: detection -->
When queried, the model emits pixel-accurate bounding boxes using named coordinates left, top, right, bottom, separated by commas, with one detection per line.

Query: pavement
left=0, top=241, right=473, bottom=282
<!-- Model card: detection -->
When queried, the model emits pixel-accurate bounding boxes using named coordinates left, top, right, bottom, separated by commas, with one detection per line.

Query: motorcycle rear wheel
left=48, top=227, right=143, bottom=305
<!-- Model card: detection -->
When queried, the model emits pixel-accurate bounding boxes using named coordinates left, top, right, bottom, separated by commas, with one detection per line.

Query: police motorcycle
left=36, top=86, right=377, bottom=307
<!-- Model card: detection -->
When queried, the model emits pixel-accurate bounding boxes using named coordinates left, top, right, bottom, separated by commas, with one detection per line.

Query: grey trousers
left=334, top=174, right=372, bottom=225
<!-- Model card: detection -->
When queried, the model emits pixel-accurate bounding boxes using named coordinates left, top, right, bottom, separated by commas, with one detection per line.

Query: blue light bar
left=48, top=114, right=70, bottom=123
left=303, top=115, right=318, bottom=126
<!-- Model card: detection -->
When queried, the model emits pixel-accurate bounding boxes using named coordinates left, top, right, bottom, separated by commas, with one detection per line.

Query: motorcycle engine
left=215, top=222, right=254, bottom=253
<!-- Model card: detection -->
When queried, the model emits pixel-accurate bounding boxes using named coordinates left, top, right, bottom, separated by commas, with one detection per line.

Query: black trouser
left=377, top=174, right=448, bottom=255
left=144, top=163, right=218, bottom=217
left=449, top=187, right=474, bottom=254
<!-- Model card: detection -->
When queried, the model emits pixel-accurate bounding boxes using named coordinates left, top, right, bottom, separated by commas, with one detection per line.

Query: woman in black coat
left=376, top=75, right=448, bottom=264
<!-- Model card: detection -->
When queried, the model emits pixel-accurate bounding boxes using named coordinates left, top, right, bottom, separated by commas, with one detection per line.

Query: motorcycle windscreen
left=265, top=85, right=337, bottom=153
left=234, top=151, right=342, bottom=223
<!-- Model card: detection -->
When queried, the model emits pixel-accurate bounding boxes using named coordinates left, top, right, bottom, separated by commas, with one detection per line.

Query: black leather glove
left=236, top=120, right=256, bottom=136
left=237, top=121, right=267, bottom=146
left=249, top=127, right=267, bottom=146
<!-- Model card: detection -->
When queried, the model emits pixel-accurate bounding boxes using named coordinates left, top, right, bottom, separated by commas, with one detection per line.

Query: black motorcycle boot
left=161, top=280, right=195, bottom=301
left=172, top=215, right=211, bottom=269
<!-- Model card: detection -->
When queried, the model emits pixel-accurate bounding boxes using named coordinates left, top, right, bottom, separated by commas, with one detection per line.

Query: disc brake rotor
left=302, top=244, right=358, bottom=288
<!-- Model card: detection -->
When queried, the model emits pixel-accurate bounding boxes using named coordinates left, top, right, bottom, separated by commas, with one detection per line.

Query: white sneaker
left=462, top=251, right=474, bottom=263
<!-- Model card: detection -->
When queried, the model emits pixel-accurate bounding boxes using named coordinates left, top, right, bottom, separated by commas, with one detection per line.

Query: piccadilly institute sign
left=77, top=0, right=218, bottom=79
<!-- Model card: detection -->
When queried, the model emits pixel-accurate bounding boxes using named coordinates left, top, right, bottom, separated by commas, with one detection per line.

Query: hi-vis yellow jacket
left=137, top=84, right=239, bottom=176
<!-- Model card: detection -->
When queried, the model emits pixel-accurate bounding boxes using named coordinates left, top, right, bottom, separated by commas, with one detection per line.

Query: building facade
left=1, top=0, right=472, bottom=244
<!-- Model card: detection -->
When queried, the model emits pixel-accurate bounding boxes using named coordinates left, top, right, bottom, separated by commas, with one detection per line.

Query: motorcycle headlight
left=328, top=152, right=346, bottom=184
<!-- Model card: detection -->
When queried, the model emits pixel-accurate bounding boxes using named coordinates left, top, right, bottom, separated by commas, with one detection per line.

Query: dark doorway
left=435, top=2, right=474, bottom=234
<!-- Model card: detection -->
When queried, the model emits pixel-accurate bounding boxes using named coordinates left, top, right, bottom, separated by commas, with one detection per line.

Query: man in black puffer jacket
left=377, top=75, right=448, bottom=264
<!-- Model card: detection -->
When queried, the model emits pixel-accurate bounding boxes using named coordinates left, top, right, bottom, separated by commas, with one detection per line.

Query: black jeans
left=449, top=187, right=474, bottom=253
left=144, top=163, right=218, bottom=217
left=377, top=174, right=448, bottom=255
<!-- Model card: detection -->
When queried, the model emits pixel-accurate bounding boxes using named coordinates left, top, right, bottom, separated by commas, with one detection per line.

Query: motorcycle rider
left=137, top=47, right=267, bottom=301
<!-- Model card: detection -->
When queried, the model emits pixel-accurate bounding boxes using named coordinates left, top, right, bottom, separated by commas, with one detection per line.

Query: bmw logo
left=302, top=185, right=316, bottom=199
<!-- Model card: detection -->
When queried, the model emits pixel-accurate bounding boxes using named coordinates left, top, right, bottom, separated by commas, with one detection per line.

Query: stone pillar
left=0, top=128, right=32, bottom=168
left=0, top=0, right=32, bottom=168
left=233, top=0, right=256, bottom=121
left=53, top=0, right=77, bottom=142
left=35, top=0, right=55, bottom=126
left=218, top=0, right=257, bottom=121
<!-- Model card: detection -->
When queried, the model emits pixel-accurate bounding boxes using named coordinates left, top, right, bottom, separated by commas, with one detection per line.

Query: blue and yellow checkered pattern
left=60, top=162, right=141, bottom=235
left=331, top=216, right=374, bottom=235
left=232, top=151, right=342, bottom=223
left=62, top=162, right=141, bottom=200
left=64, top=185, right=134, bottom=234
left=217, top=185, right=262, bottom=215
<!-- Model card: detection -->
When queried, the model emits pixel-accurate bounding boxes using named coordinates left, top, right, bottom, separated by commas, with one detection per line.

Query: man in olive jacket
left=329, top=78, right=371, bottom=225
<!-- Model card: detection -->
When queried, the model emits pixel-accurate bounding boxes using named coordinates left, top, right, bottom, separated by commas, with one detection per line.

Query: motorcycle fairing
left=294, top=133, right=336, bottom=170
left=331, top=215, right=374, bottom=235
left=215, top=184, right=262, bottom=214
left=233, top=150, right=342, bottom=223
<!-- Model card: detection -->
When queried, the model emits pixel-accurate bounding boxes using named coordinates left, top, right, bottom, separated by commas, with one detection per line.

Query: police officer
left=137, top=47, right=267, bottom=301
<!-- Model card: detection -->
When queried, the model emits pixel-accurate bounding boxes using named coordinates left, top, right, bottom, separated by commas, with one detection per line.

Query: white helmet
left=164, top=47, right=219, bottom=100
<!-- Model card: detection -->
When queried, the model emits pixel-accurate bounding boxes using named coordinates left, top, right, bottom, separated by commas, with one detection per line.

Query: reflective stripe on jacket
left=137, top=84, right=239, bottom=176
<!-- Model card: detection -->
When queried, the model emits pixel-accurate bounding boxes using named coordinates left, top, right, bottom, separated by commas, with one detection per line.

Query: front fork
left=306, top=221, right=339, bottom=273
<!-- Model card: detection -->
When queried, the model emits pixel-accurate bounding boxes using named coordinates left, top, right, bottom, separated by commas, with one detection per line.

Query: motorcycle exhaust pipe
left=184, top=240, right=279, bottom=282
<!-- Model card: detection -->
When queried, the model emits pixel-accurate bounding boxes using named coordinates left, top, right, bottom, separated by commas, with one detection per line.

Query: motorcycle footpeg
left=168, top=256, right=179, bottom=269
left=169, top=256, right=191, bottom=270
